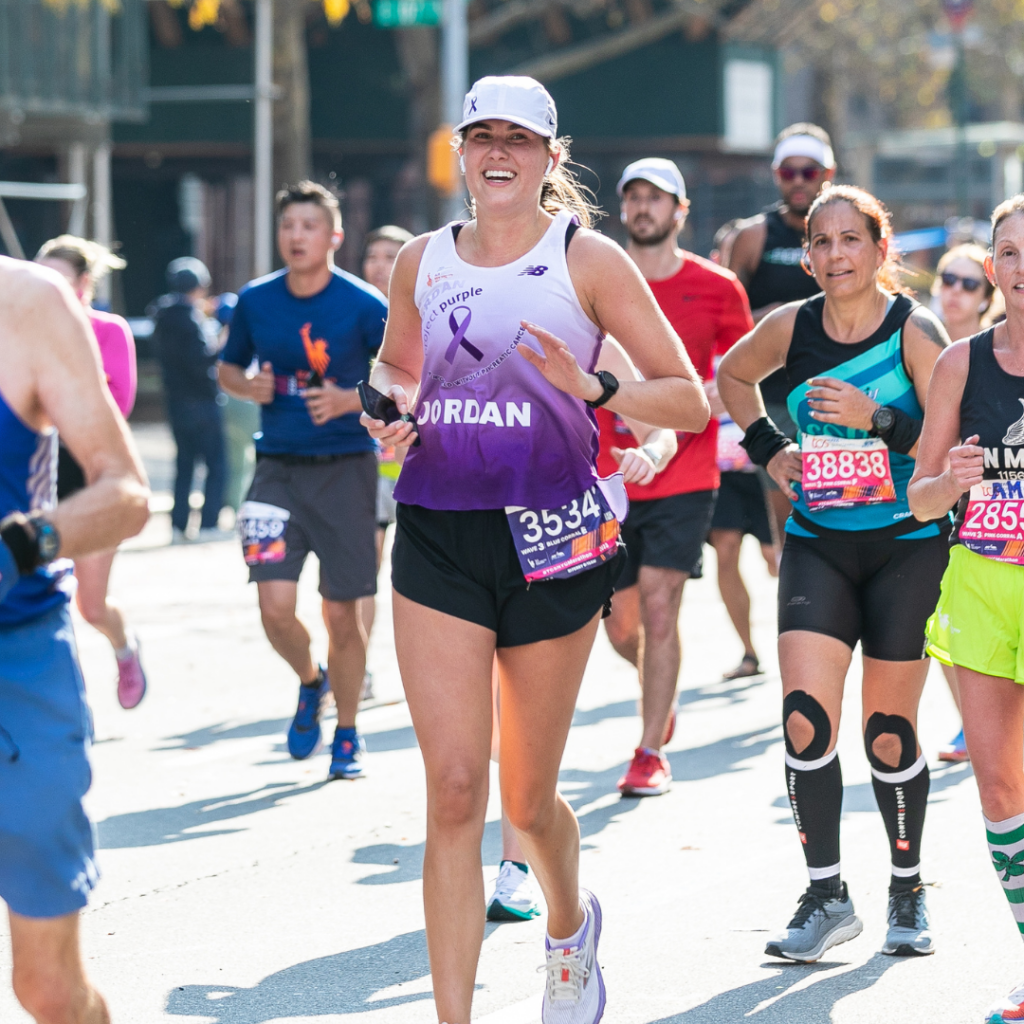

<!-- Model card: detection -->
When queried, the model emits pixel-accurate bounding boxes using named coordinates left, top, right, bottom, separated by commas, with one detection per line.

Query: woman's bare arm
left=907, top=341, right=977, bottom=521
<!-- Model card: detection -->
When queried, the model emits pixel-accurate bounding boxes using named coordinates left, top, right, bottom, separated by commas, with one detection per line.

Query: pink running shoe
left=116, top=640, right=148, bottom=709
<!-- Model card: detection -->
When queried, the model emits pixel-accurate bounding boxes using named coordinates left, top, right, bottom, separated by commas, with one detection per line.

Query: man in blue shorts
left=219, top=181, right=387, bottom=781
left=0, top=256, right=149, bottom=1022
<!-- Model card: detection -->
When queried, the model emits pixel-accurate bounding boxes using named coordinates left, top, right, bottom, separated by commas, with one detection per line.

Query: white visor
left=773, top=135, right=835, bottom=170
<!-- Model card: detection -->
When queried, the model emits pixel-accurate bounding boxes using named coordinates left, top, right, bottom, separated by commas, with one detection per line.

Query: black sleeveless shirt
left=747, top=206, right=823, bottom=404
left=953, top=328, right=1024, bottom=545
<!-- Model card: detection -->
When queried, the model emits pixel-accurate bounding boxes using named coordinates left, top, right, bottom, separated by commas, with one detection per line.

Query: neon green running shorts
left=926, top=543, right=1024, bottom=683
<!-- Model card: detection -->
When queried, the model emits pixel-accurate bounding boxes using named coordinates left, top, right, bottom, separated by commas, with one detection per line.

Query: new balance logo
left=518, top=265, right=548, bottom=277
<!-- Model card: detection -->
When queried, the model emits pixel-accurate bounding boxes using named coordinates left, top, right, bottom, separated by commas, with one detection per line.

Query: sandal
left=723, top=654, right=762, bottom=680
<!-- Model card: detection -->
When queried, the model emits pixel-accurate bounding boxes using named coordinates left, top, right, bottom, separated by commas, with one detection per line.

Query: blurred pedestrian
left=358, top=225, right=412, bottom=699
left=0, top=254, right=149, bottom=1024
left=726, top=123, right=836, bottom=548
left=707, top=375, right=778, bottom=679
left=35, top=235, right=148, bottom=709
left=151, top=257, right=227, bottom=543
left=218, top=181, right=386, bottom=781
left=607, top=157, right=753, bottom=797
left=213, top=293, right=261, bottom=513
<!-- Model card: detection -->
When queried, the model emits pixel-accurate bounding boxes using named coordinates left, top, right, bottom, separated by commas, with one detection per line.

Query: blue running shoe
left=287, top=668, right=329, bottom=760
left=329, top=726, right=366, bottom=780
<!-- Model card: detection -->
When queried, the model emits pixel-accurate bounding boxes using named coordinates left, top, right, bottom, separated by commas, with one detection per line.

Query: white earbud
left=545, top=157, right=554, bottom=176
left=459, top=154, right=466, bottom=174
left=673, top=209, right=683, bottom=221
left=620, top=210, right=628, bottom=224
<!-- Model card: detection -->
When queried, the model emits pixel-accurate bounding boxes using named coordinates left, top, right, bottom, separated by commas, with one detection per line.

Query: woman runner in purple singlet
left=362, top=77, right=708, bottom=1024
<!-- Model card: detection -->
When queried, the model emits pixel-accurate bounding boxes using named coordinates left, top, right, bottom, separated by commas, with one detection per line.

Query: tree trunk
left=273, top=0, right=312, bottom=192
left=394, top=25, right=439, bottom=232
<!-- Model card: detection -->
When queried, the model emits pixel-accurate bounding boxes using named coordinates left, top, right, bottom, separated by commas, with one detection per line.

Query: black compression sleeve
left=876, top=407, right=922, bottom=455
left=740, top=416, right=793, bottom=468
left=0, top=513, right=39, bottom=575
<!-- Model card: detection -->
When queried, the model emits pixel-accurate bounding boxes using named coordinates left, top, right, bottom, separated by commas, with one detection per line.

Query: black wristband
left=875, top=406, right=922, bottom=456
left=0, top=513, right=39, bottom=575
left=740, top=416, right=794, bottom=468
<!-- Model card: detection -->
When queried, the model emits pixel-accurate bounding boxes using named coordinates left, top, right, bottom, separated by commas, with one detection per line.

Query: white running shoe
left=541, top=889, right=605, bottom=1024
left=986, top=981, right=1024, bottom=1022
left=487, top=860, right=540, bottom=922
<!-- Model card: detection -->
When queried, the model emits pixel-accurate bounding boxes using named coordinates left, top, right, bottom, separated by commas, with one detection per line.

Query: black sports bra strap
left=565, top=219, right=580, bottom=253
left=451, top=222, right=466, bottom=242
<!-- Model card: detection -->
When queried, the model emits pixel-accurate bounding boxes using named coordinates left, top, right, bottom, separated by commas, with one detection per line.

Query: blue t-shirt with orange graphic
left=222, top=267, right=387, bottom=456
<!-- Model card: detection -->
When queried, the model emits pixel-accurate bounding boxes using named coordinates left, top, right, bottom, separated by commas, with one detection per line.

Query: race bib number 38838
left=505, top=476, right=627, bottom=583
left=801, top=435, right=896, bottom=511
left=959, top=481, right=1024, bottom=564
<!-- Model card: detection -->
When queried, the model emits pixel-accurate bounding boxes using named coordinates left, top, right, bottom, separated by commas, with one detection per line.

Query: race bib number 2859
left=960, top=481, right=1024, bottom=564
left=801, top=435, right=896, bottom=511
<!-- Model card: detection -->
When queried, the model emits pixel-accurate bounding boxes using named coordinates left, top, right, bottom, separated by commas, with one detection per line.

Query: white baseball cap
left=456, top=76, right=558, bottom=138
left=616, top=158, right=686, bottom=201
left=772, top=134, right=835, bottom=170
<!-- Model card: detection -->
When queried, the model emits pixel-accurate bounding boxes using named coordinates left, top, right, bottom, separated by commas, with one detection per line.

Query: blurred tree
left=727, top=0, right=1024, bottom=149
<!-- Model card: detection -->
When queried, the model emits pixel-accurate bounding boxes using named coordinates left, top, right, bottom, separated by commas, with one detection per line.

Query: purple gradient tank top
left=393, top=211, right=604, bottom=511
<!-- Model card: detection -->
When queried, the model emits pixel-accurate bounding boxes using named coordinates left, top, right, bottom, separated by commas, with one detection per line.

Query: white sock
left=115, top=636, right=136, bottom=661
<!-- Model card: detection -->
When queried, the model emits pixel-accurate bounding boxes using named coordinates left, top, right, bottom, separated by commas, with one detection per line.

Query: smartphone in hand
left=357, top=381, right=420, bottom=446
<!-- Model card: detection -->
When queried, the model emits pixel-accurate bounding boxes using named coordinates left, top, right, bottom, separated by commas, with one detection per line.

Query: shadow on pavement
left=571, top=675, right=769, bottom=732
left=353, top=818, right=509, bottom=886
left=165, top=930, right=432, bottom=1021
left=157, top=718, right=291, bottom=751
left=645, top=951, right=901, bottom=1023
left=96, top=781, right=328, bottom=848
left=350, top=726, right=778, bottom=883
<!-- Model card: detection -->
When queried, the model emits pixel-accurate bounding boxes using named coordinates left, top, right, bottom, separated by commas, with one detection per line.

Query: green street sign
left=374, top=0, right=442, bottom=27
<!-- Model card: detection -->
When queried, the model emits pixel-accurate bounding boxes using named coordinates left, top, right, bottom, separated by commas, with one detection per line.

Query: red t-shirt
left=595, top=254, right=753, bottom=500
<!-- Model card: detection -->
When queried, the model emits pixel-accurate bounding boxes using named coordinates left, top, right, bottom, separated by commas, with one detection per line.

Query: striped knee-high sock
left=985, top=811, right=1024, bottom=939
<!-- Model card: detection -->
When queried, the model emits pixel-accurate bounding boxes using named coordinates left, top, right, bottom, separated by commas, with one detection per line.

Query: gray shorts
left=376, top=474, right=397, bottom=529
left=242, top=453, right=378, bottom=602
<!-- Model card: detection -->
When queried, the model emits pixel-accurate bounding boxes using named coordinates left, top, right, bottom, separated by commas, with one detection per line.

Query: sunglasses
left=940, top=271, right=983, bottom=292
left=777, top=166, right=823, bottom=183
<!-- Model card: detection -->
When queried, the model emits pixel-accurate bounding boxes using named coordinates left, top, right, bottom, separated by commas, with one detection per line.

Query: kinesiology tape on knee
left=864, top=712, right=919, bottom=773
left=783, top=690, right=832, bottom=761
left=865, top=713, right=928, bottom=874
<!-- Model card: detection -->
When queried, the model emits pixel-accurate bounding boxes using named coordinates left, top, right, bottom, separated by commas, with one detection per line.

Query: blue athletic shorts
left=0, top=604, right=99, bottom=918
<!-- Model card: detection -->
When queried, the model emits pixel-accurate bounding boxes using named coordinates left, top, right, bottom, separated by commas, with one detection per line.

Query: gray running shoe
left=765, top=883, right=863, bottom=962
left=882, top=885, right=934, bottom=956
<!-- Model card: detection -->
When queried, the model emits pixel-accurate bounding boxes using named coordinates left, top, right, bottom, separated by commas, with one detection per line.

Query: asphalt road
left=0, top=426, right=1014, bottom=1023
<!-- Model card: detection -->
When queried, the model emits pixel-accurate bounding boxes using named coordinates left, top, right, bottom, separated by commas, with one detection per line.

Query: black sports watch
left=0, top=511, right=61, bottom=574
left=870, top=406, right=896, bottom=437
left=585, top=369, right=620, bottom=409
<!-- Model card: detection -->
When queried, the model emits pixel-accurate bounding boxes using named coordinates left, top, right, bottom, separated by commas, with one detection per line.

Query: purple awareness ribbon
left=445, top=306, right=484, bottom=363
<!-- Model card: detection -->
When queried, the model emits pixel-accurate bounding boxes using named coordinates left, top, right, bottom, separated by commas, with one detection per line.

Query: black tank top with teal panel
left=952, top=328, right=1024, bottom=546
left=783, top=293, right=943, bottom=540
left=0, top=387, right=68, bottom=627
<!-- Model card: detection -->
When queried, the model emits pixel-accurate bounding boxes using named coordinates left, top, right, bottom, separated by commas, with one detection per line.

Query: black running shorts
left=617, top=489, right=716, bottom=589
left=710, top=472, right=774, bottom=546
left=777, top=531, right=950, bottom=661
left=391, top=503, right=623, bottom=648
